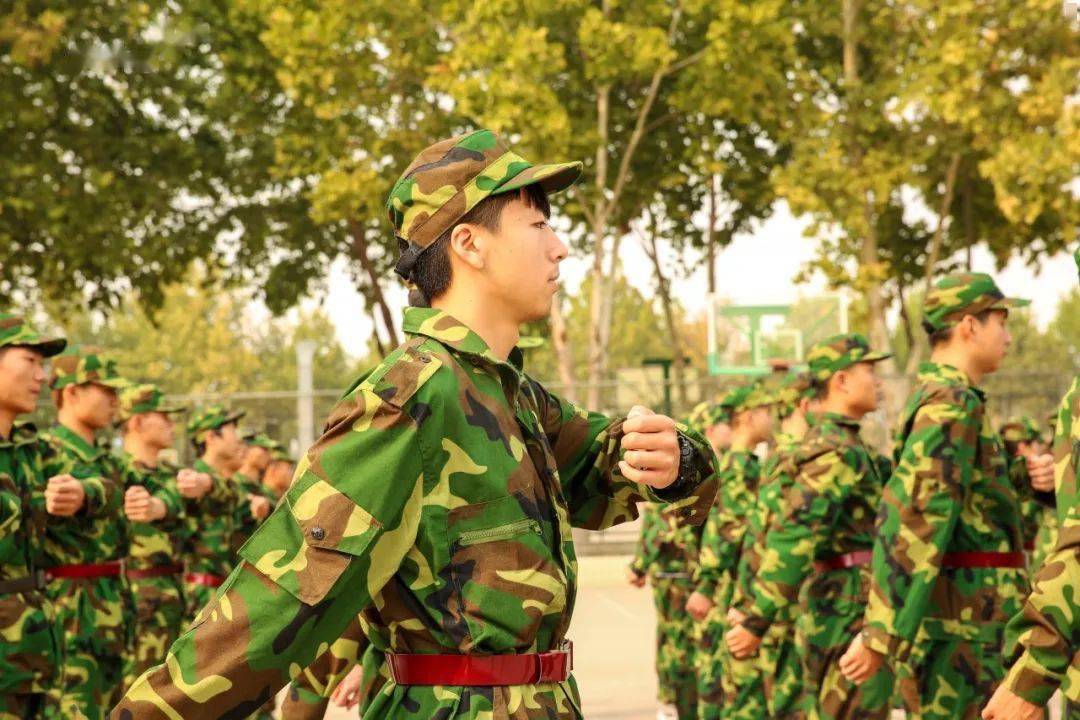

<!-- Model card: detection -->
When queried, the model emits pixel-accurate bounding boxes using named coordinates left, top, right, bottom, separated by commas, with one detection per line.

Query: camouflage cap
left=922, top=272, right=1029, bottom=333
left=117, top=383, right=185, bottom=422
left=1000, top=416, right=1042, bottom=445
left=270, top=444, right=294, bottom=463
left=49, top=345, right=127, bottom=390
left=806, top=333, right=891, bottom=382
left=724, top=382, right=775, bottom=414
left=187, top=404, right=246, bottom=443
left=775, top=371, right=814, bottom=416
left=0, top=313, right=66, bottom=357
left=243, top=432, right=278, bottom=450
left=386, top=129, right=583, bottom=281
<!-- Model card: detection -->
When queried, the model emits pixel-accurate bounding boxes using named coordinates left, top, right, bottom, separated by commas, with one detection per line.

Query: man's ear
left=449, top=223, right=485, bottom=271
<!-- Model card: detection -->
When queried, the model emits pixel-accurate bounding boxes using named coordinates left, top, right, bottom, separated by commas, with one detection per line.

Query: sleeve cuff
left=860, top=625, right=911, bottom=662
left=78, top=477, right=106, bottom=515
left=740, top=611, right=770, bottom=638
left=1002, top=652, right=1062, bottom=707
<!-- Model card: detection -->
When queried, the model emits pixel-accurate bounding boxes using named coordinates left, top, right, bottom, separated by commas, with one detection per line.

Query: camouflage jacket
left=182, top=457, right=239, bottom=578
left=694, top=448, right=760, bottom=603
left=862, top=362, right=1026, bottom=657
left=1002, top=374, right=1080, bottom=705
left=120, top=454, right=186, bottom=571
left=731, top=432, right=801, bottom=625
left=113, top=307, right=717, bottom=720
left=629, top=502, right=703, bottom=579
left=37, top=424, right=124, bottom=567
left=0, top=422, right=60, bottom=694
left=739, top=412, right=888, bottom=636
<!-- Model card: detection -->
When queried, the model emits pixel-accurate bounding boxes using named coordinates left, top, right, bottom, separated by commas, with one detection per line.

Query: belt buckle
left=386, top=654, right=401, bottom=684
left=533, top=653, right=546, bottom=684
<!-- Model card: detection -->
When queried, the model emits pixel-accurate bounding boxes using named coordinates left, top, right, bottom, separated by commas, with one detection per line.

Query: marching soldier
left=115, top=384, right=189, bottom=688
left=728, top=336, right=894, bottom=719
left=39, top=346, right=129, bottom=719
left=231, top=432, right=274, bottom=554
left=686, top=382, right=774, bottom=720
left=839, top=273, right=1054, bottom=719
left=0, top=314, right=66, bottom=719
left=113, top=128, right=718, bottom=719
left=729, top=370, right=814, bottom=719
left=1000, top=417, right=1055, bottom=567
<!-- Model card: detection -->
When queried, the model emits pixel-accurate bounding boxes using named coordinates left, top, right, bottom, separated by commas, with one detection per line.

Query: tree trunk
left=548, top=291, right=577, bottom=400
left=347, top=219, right=400, bottom=351
left=706, top=174, right=718, bottom=295
left=640, top=219, right=688, bottom=409
left=963, top=172, right=975, bottom=270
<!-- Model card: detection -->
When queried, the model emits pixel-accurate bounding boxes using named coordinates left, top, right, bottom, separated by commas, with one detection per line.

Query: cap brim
left=98, top=377, right=131, bottom=390
left=26, top=337, right=67, bottom=358
left=862, top=351, right=893, bottom=363
left=161, top=405, right=187, bottom=415
left=225, top=410, right=246, bottom=425
left=991, top=297, right=1030, bottom=310
left=495, top=161, right=583, bottom=196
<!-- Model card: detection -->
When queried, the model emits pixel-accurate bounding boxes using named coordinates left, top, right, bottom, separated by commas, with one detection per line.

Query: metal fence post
left=296, top=341, right=317, bottom=452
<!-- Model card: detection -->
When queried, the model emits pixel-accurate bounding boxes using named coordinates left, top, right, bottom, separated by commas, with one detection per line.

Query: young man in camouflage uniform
left=686, top=383, right=774, bottom=720
left=1000, top=417, right=1056, bottom=568
left=180, top=405, right=247, bottom=620
left=728, top=370, right=814, bottom=720
left=115, top=383, right=189, bottom=689
left=727, top=335, right=894, bottom=720
left=839, top=273, right=1053, bottom=719
left=983, top=247, right=1080, bottom=720
left=39, top=346, right=129, bottom=719
left=114, top=129, right=717, bottom=719
left=230, top=432, right=274, bottom=555
left=0, top=314, right=66, bottom=720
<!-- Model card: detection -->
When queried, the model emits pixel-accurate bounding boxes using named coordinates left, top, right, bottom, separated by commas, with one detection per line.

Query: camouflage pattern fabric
left=861, top=362, right=1027, bottom=719
left=280, top=614, right=385, bottom=719
left=0, top=423, right=61, bottom=717
left=1001, top=417, right=1053, bottom=558
left=731, top=430, right=804, bottom=719
left=386, top=129, right=582, bottom=281
left=804, top=334, right=891, bottom=381
left=181, top=456, right=239, bottom=620
left=740, top=412, right=894, bottom=719
left=231, top=469, right=270, bottom=556
left=1001, top=374, right=1080, bottom=708
left=630, top=503, right=702, bottom=719
left=115, top=384, right=184, bottom=423
left=1032, top=507, right=1060, bottom=573
left=119, top=455, right=187, bottom=689
left=47, top=345, right=127, bottom=391
left=694, top=448, right=764, bottom=720
left=186, top=404, right=245, bottom=443
left=113, top=306, right=717, bottom=720
left=920, top=272, right=1029, bottom=333
left=0, top=313, right=65, bottom=357
left=38, top=424, right=127, bottom=720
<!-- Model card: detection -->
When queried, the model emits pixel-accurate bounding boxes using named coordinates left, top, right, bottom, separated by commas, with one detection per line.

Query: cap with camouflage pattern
left=187, top=404, right=246, bottom=443
left=724, top=382, right=775, bottom=414
left=0, top=313, right=66, bottom=357
left=806, top=333, right=891, bottom=382
left=775, top=370, right=813, bottom=416
left=243, top=432, right=278, bottom=450
left=922, top=272, right=1029, bottom=334
left=49, top=345, right=127, bottom=390
left=117, top=383, right=185, bottom=422
left=386, top=129, right=583, bottom=282
left=1000, top=417, right=1043, bottom=445
left=270, top=444, right=294, bottom=463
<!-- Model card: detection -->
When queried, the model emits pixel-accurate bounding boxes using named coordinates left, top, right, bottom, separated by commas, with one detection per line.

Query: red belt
left=46, top=562, right=122, bottom=580
left=126, top=564, right=184, bottom=580
left=1023, top=541, right=1036, bottom=552
left=386, top=647, right=573, bottom=686
left=813, top=550, right=1026, bottom=573
left=184, top=572, right=226, bottom=588
left=941, top=551, right=1025, bottom=569
left=813, top=550, right=872, bottom=573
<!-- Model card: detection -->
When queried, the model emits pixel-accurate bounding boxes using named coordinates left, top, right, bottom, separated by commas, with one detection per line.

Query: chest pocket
left=238, top=476, right=381, bottom=606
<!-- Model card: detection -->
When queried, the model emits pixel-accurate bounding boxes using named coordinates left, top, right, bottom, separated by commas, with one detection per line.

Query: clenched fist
left=249, top=494, right=271, bottom=521
left=1026, top=453, right=1055, bottom=493
left=685, top=591, right=714, bottom=622
left=176, top=469, right=213, bottom=499
left=619, top=406, right=681, bottom=489
left=45, top=474, right=85, bottom=516
left=124, top=485, right=166, bottom=523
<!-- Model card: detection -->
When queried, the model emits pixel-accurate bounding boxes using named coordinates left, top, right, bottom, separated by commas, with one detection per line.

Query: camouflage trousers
left=895, top=638, right=1004, bottom=720
left=1031, top=506, right=1059, bottom=572
left=0, top=694, right=46, bottom=720
left=46, top=577, right=130, bottom=720
left=651, top=577, right=698, bottom=719
left=717, top=628, right=767, bottom=720
left=800, top=570, right=892, bottom=720
left=760, top=621, right=803, bottom=720
left=123, top=575, right=186, bottom=688
left=694, top=602, right=724, bottom=720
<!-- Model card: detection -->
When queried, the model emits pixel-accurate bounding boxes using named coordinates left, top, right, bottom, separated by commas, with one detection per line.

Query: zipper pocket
left=456, top=519, right=541, bottom=548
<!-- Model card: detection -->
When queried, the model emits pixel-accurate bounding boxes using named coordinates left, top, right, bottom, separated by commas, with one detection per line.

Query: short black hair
left=409, top=184, right=552, bottom=306
left=928, top=308, right=995, bottom=348
left=810, top=377, right=830, bottom=401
